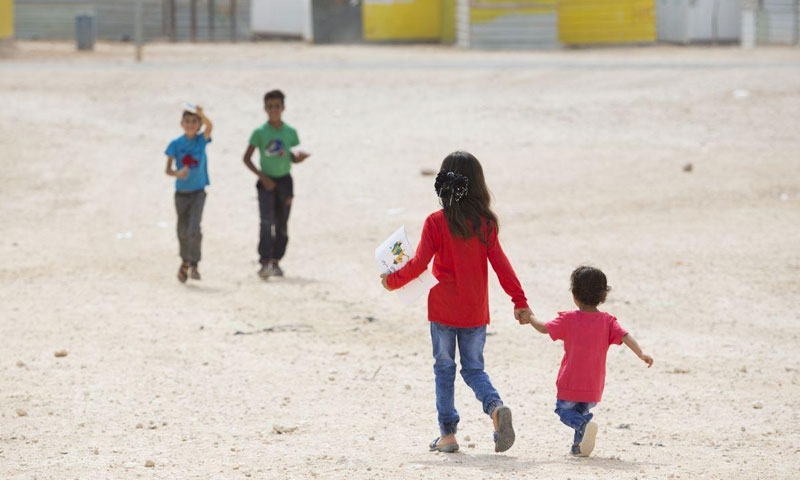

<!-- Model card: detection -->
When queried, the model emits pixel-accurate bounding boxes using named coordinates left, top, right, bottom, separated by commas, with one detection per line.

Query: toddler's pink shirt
left=545, top=310, right=628, bottom=402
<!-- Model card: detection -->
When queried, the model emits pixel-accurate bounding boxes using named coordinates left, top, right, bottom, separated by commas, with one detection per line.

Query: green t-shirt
left=248, top=122, right=300, bottom=178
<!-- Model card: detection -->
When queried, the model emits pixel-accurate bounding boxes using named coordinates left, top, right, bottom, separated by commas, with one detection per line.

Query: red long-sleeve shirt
left=386, top=210, right=529, bottom=328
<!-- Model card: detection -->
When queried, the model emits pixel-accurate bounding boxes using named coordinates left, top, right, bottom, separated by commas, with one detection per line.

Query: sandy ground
left=1, top=40, right=800, bottom=479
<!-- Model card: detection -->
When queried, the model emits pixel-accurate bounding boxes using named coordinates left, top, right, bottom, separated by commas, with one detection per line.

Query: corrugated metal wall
left=14, top=0, right=249, bottom=41
left=558, top=0, right=655, bottom=45
left=456, top=0, right=469, bottom=47
left=657, top=0, right=742, bottom=44
left=15, top=0, right=94, bottom=39
left=458, top=0, right=559, bottom=49
left=310, top=0, right=361, bottom=44
left=159, top=0, right=250, bottom=41
left=757, top=0, right=799, bottom=44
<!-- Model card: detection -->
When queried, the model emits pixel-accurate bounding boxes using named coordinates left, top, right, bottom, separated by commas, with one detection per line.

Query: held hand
left=286, top=196, right=293, bottom=207
left=176, top=166, right=190, bottom=179
left=195, top=105, right=204, bottom=117
left=639, top=354, right=654, bottom=368
left=514, top=308, right=532, bottom=325
left=294, top=151, right=310, bottom=163
left=260, top=176, right=276, bottom=191
left=380, top=274, right=393, bottom=291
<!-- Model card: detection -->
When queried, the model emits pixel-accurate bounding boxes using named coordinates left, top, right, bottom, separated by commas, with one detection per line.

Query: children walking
left=164, top=106, right=213, bottom=283
left=380, top=151, right=534, bottom=454
left=525, top=266, right=653, bottom=457
left=243, top=89, right=310, bottom=279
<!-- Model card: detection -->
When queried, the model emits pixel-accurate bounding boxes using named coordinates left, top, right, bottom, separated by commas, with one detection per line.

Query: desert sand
left=1, top=41, right=799, bottom=479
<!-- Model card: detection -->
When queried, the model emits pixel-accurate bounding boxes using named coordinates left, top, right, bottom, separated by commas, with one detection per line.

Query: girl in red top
left=380, top=151, right=534, bottom=454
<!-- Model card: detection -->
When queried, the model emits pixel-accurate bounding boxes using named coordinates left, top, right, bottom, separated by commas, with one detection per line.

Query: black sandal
left=177, top=262, right=189, bottom=283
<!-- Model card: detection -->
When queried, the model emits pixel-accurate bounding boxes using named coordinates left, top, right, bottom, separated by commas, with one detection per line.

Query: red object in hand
left=181, top=154, right=199, bottom=168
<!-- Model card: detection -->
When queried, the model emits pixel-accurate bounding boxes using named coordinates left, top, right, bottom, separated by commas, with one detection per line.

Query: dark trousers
left=257, top=175, right=293, bottom=264
left=175, top=189, right=206, bottom=265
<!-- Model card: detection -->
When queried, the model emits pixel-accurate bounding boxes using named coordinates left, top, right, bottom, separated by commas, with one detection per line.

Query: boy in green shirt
left=243, top=90, right=310, bottom=279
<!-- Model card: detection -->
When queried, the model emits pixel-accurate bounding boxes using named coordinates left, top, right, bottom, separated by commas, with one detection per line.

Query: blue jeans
left=430, top=322, right=503, bottom=436
left=555, top=399, right=597, bottom=445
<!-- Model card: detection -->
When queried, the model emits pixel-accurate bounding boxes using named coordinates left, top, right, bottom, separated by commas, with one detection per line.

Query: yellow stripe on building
left=470, top=1, right=556, bottom=24
left=0, top=0, right=13, bottom=40
left=558, top=0, right=655, bottom=45
left=363, top=0, right=444, bottom=41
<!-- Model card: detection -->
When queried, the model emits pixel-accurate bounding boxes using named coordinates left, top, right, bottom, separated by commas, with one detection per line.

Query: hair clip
left=435, top=171, right=469, bottom=206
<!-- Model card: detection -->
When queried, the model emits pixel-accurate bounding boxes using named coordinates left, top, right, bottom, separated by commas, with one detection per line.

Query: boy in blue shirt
left=164, top=106, right=213, bottom=283
left=243, top=90, right=310, bottom=279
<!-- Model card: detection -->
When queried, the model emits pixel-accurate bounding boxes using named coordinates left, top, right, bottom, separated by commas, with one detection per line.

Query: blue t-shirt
left=165, top=134, right=211, bottom=191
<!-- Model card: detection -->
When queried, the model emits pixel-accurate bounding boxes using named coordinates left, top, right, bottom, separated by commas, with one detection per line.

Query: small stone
left=420, top=168, right=437, bottom=176
left=683, top=163, right=693, bottom=172
left=368, top=436, right=375, bottom=441
left=272, top=425, right=297, bottom=434
left=16, top=408, right=27, bottom=417
left=15, top=361, right=25, bottom=368
left=144, top=460, right=155, bottom=468
left=468, top=443, right=476, bottom=448
left=464, top=436, right=471, bottom=441
left=617, top=423, right=631, bottom=429
left=54, top=350, right=68, bottom=358
left=740, top=366, right=748, bottom=373
left=404, top=385, right=411, bottom=391
left=135, top=423, right=143, bottom=429
left=753, top=401, right=763, bottom=409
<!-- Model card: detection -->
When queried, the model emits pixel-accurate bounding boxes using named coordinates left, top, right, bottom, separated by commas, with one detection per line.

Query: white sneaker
left=577, top=422, right=598, bottom=457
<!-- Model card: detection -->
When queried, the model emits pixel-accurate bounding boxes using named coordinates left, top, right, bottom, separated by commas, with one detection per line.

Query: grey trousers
left=174, top=190, right=206, bottom=265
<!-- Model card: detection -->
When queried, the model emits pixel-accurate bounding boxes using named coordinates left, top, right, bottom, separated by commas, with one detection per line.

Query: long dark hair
left=437, top=151, right=498, bottom=244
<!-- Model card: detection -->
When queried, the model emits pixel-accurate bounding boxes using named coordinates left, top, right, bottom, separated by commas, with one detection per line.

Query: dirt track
left=1, top=41, right=799, bottom=479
